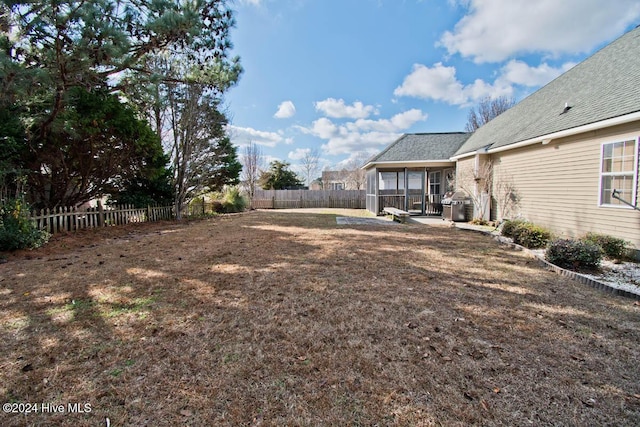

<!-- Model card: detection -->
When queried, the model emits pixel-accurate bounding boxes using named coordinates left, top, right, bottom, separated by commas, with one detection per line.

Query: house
left=365, top=26, right=640, bottom=254
left=363, top=133, right=470, bottom=215
left=309, top=178, right=323, bottom=191
left=453, top=25, right=640, bottom=254
left=319, top=170, right=364, bottom=191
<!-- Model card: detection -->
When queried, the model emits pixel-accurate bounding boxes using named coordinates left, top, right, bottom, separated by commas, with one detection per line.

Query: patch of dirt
left=1, top=210, right=639, bottom=426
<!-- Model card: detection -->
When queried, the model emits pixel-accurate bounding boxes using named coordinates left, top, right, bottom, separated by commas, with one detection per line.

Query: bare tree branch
left=300, top=148, right=320, bottom=188
left=241, top=141, right=264, bottom=204
left=465, top=96, right=515, bottom=132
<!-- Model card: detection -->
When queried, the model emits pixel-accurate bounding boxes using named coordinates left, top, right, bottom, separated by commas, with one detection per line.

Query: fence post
left=97, top=200, right=104, bottom=227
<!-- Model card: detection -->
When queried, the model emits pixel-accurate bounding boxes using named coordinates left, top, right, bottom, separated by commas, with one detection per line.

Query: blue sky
left=225, top=0, right=640, bottom=179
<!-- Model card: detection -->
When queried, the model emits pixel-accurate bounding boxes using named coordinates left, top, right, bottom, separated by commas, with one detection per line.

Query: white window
left=599, top=139, right=638, bottom=207
left=429, top=171, right=441, bottom=195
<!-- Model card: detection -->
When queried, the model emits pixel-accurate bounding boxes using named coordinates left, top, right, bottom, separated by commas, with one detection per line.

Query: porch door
left=426, top=171, right=443, bottom=215
left=407, top=170, right=425, bottom=215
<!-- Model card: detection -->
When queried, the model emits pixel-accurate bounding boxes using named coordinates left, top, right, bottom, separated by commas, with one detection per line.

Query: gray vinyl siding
left=491, top=122, right=640, bottom=249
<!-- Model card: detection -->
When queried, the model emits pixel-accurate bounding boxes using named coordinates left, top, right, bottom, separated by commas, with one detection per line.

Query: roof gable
left=367, top=132, right=470, bottom=165
left=455, top=26, right=640, bottom=156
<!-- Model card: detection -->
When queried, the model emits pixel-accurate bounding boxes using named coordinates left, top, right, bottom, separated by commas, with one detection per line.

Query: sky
left=224, top=0, right=640, bottom=180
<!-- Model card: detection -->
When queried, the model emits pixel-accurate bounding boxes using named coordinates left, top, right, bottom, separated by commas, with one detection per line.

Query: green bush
left=222, top=187, right=247, bottom=213
left=0, top=198, right=50, bottom=251
left=546, top=239, right=602, bottom=270
left=511, top=222, right=552, bottom=249
left=582, top=233, right=629, bottom=260
left=500, top=219, right=526, bottom=238
left=513, top=223, right=552, bottom=249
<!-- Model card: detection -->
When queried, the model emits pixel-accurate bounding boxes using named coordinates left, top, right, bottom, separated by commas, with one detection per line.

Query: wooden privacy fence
left=252, top=189, right=366, bottom=209
left=30, top=204, right=174, bottom=235
left=185, top=199, right=220, bottom=217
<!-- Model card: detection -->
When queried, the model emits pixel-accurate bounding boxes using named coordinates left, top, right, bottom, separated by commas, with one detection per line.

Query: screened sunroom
left=363, top=133, right=470, bottom=216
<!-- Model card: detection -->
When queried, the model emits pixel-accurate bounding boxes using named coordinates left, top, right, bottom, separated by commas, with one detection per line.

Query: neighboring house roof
left=364, top=132, right=471, bottom=167
left=455, top=25, right=640, bottom=157
left=321, top=170, right=346, bottom=181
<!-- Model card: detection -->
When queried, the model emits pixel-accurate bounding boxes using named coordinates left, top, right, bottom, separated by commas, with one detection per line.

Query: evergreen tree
left=259, top=161, right=304, bottom=190
left=0, top=0, right=241, bottom=208
left=164, top=79, right=241, bottom=219
left=107, top=153, right=174, bottom=208
left=19, top=88, right=164, bottom=208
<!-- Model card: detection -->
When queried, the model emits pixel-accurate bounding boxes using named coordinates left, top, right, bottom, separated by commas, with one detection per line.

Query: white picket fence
left=30, top=205, right=174, bottom=234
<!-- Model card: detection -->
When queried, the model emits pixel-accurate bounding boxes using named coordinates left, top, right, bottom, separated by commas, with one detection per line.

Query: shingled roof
left=365, top=132, right=470, bottom=166
left=455, top=25, right=640, bottom=157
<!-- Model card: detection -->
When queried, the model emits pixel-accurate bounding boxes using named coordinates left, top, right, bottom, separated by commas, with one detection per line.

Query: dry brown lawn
left=1, top=209, right=639, bottom=426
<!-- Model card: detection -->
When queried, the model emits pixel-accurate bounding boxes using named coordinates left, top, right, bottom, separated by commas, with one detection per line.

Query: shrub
left=501, top=219, right=526, bottom=239
left=546, top=239, right=602, bottom=270
left=222, top=187, right=247, bottom=213
left=470, top=218, right=489, bottom=226
left=511, top=222, right=552, bottom=249
left=582, top=233, right=629, bottom=260
left=211, top=200, right=225, bottom=213
left=0, top=198, right=50, bottom=251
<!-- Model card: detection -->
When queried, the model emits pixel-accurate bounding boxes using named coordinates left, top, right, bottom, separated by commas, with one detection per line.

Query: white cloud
left=322, top=132, right=401, bottom=156
left=498, top=60, right=577, bottom=87
left=314, top=98, right=378, bottom=119
left=463, top=79, right=512, bottom=102
left=441, top=0, right=640, bottom=63
left=334, top=149, right=379, bottom=169
left=274, top=100, right=296, bottom=119
left=288, top=147, right=311, bottom=160
left=394, top=63, right=512, bottom=105
left=263, top=154, right=282, bottom=165
left=298, top=109, right=426, bottom=156
left=239, top=0, right=262, bottom=6
left=393, top=63, right=466, bottom=104
left=389, top=109, right=429, bottom=130
left=226, top=125, right=286, bottom=148
left=393, top=58, right=582, bottom=105
left=300, top=118, right=340, bottom=139
left=346, top=109, right=428, bottom=133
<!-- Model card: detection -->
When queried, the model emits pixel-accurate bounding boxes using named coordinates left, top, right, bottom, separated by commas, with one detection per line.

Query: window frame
left=429, top=171, right=442, bottom=196
left=378, top=170, right=405, bottom=193
left=598, top=138, right=639, bottom=208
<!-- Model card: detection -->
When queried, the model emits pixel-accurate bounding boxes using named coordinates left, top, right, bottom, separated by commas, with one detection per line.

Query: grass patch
left=1, top=209, right=638, bottom=426
left=101, top=297, right=156, bottom=318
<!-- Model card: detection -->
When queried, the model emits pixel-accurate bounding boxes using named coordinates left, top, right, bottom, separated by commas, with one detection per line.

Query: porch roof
left=363, top=133, right=470, bottom=169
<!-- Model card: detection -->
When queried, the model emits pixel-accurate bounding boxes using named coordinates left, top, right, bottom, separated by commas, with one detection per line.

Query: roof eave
left=362, top=160, right=457, bottom=170
left=449, top=145, right=490, bottom=161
